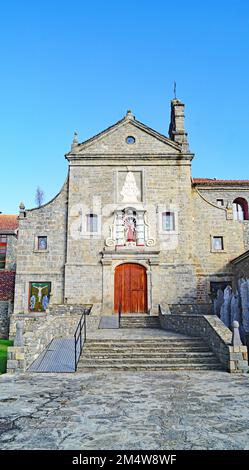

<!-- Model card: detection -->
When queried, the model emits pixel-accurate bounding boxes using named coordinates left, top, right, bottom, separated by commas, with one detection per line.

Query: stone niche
left=105, top=206, right=155, bottom=249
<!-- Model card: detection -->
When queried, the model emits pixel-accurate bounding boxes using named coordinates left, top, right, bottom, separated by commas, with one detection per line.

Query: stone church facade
left=13, top=99, right=249, bottom=317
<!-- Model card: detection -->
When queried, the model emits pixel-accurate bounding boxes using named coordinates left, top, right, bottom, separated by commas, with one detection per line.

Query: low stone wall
left=169, top=304, right=212, bottom=315
left=7, top=309, right=100, bottom=373
left=7, top=347, right=25, bottom=373
left=159, top=310, right=248, bottom=373
left=0, top=300, right=12, bottom=339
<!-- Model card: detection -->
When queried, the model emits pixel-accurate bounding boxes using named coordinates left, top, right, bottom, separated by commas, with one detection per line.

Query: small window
left=38, top=236, right=47, bottom=250
left=126, top=136, right=135, bottom=144
left=212, top=236, right=224, bottom=251
left=162, top=212, right=175, bottom=231
left=217, top=199, right=224, bottom=206
left=233, top=197, right=249, bottom=221
left=0, top=235, right=7, bottom=269
left=86, top=214, right=98, bottom=233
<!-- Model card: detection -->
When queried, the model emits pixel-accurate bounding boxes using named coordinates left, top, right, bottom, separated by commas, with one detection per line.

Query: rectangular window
left=162, top=212, right=175, bottom=231
left=0, top=235, right=7, bottom=269
left=29, top=282, right=51, bottom=312
left=86, top=214, right=98, bottom=233
left=217, top=199, right=224, bottom=206
left=212, top=236, right=224, bottom=251
left=38, top=236, right=47, bottom=250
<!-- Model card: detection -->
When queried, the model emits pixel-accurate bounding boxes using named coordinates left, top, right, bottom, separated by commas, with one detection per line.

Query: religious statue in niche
left=123, top=210, right=137, bottom=243
left=29, top=282, right=51, bottom=312
left=120, top=171, right=140, bottom=203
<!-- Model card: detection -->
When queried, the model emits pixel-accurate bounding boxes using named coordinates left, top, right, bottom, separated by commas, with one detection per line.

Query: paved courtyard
left=1, top=370, right=249, bottom=450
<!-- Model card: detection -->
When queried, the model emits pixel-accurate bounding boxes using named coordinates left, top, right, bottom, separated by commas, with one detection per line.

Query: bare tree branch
left=35, top=186, right=45, bottom=207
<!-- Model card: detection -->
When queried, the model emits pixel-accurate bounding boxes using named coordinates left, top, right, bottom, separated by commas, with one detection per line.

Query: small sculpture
left=14, top=321, right=24, bottom=347
left=232, top=321, right=242, bottom=346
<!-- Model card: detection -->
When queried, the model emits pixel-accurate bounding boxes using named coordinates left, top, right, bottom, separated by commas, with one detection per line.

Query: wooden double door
left=114, top=263, right=147, bottom=314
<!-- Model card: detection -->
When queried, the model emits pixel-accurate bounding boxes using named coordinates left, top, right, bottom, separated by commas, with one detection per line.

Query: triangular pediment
left=66, top=114, right=182, bottom=157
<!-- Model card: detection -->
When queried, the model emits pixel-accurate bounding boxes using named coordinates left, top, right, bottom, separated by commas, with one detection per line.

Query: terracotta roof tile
left=193, top=178, right=249, bottom=186
left=0, top=215, right=19, bottom=232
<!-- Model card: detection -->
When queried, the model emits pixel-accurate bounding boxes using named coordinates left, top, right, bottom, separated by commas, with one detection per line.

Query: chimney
left=168, top=99, right=189, bottom=151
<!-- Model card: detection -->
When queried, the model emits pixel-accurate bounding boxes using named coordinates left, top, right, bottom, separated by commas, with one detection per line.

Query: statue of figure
left=220, top=285, right=232, bottom=328
left=30, top=295, right=36, bottom=310
left=32, top=285, right=47, bottom=303
left=123, top=211, right=136, bottom=242
left=42, top=295, right=49, bottom=311
left=14, top=321, right=24, bottom=347
left=231, top=291, right=241, bottom=323
left=239, top=278, right=249, bottom=333
left=124, top=218, right=135, bottom=241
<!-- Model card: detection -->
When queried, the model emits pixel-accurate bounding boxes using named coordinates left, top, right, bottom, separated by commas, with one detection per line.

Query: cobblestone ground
left=0, top=371, right=249, bottom=450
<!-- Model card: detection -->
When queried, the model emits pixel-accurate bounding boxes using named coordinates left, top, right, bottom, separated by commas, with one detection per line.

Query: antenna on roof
left=173, top=81, right=177, bottom=99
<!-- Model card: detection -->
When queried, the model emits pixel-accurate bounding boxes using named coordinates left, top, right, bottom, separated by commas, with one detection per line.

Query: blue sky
left=0, top=0, right=249, bottom=213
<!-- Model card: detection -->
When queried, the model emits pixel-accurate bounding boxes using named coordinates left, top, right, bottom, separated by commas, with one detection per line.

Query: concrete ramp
left=28, top=338, right=75, bottom=373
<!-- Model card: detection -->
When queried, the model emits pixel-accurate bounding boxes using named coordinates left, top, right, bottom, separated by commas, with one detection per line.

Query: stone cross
left=14, top=320, right=24, bottom=347
left=232, top=321, right=242, bottom=346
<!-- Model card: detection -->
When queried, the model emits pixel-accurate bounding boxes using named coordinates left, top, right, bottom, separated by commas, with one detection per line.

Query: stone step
left=82, top=350, right=213, bottom=359
left=77, top=334, right=222, bottom=372
left=80, top=355, right=218, bottom=364
left=86, top=342, right=206, bottom=349
left=84, top=344, right=210, bottom=352
left=84, top=347, right=211, bottom=354
left=120, top=316, right=161, bottom=328
left=87, top=337, right=204, bottom=343
left=78, top=363, right=223, bottom=372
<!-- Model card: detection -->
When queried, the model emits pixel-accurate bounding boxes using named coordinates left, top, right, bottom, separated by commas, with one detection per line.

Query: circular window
left=126, top=136, right=135, bottom=144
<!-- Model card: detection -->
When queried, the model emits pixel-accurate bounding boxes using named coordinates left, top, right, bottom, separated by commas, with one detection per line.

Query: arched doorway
left=114, top=263, right=147, bottom=314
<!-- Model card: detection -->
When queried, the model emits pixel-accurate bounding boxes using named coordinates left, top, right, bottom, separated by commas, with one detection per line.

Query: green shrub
left=0, top=339, right=14, bottom=374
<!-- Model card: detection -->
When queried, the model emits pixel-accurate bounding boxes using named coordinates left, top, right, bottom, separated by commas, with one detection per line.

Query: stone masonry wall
left=8, top=313, right=80, bottom=371
left=198, top=188, right=249, bottom=251
left=159, top=310, right=248, bottom=372
left=0, top=301, right=10, bottom=338
left=13, top=112, right=249, bottom=317
left=14, top=179, right=69, bottom=314
left=66, top=149, right=195, bottom=312
left=192, top=188, right=245, bottom=305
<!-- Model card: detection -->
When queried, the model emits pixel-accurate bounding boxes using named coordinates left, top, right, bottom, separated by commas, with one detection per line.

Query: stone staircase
left=120, top=315, right=161, bottom=329
left=77, top=336, right=223, bottom=372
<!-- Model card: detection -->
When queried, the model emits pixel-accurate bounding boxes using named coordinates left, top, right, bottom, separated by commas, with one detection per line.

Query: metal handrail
left=74, top=305, right=92, bottom=371
left=118, top=303, right=121, bottom=328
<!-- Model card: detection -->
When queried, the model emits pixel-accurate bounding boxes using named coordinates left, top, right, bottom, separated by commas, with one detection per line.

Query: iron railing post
left=74, top=331, right=77, bottom=371
left=79, top=321, right=82, bottom=354
left=118, top=303, right=121, bottom=328
left=84, top=312, right=86, bottom=343
left=74, top=305, right=92, bottom=371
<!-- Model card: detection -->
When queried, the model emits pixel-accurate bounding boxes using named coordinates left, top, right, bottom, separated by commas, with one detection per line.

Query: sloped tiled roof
left=0, top=215, right=19, bottom=233
left=193, top=178, right=249, bottom=186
